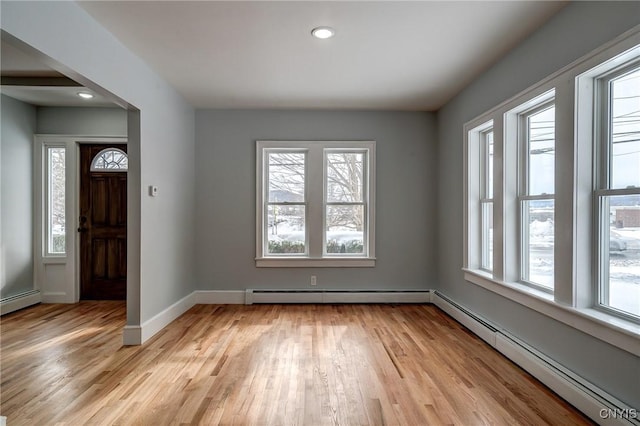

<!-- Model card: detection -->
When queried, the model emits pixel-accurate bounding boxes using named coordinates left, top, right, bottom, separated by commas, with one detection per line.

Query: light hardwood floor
left=1, top=302, right=593, bottom=425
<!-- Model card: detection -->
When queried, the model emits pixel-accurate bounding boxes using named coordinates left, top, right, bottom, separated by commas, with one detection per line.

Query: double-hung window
left=263, top=150, right=307, bottom=255
left=464, top=31, right=640, bottom=354
left=480, top=128, right=494, bottom=272
left=256, top=141, right=376, bottom=267
left=594, top=62, right=640, bottom=319
left=464, top=121, right=493, bottom=273
left=519, top=101, right=555, bottom=291
left=325, top=150, right=368, bottom=256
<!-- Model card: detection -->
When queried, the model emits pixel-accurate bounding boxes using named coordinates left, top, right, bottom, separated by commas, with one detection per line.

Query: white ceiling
left=0, top=85, right=117, bottom=108
left=0, top=39, right=117, bottom=107
left=78, top=1, right=567, bottom=111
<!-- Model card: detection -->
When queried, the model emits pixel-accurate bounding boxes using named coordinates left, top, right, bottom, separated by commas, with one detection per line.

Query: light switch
left=149, top=185, right=158, bottom=197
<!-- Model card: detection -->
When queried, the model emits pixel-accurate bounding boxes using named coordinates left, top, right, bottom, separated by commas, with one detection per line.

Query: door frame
left=33, top=135, right=127, bottom=304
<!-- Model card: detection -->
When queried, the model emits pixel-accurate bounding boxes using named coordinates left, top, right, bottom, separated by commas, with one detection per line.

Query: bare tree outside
left=326, top=152, right=365, bottom=253
left=265, top=150, right=367, bottom=254
left=267, top=152, right=306, bottom=253
left=48, top=147, right=65, bottom=254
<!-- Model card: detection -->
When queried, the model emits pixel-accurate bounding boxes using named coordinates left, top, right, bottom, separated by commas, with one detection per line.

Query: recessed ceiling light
left=77, top=92, right=94, bottom=99
left=311, top=26, right=335, bottom=40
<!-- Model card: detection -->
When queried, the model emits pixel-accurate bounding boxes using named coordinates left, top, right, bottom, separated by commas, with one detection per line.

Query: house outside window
left=594, top=63, right=640, bottom=319
left=518, top=101, right=556, bottom=291
left=464, top=31, right=640, bottom=354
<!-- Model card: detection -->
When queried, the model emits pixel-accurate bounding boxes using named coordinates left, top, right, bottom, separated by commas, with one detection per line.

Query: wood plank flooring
left=0, top=302, right=593, bottom=425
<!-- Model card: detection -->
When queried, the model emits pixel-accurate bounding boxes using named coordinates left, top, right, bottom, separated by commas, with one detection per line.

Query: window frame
left=480, top=127, right=494, bottom=272
left=262, top=149, right=309, bottom=257
left=517, top=99, right=556, bottom=292
left=256, top=140, right=376, bottom=268
left=44, top=143, right=66, bottom=257
left=323, top=149, right=369, bottom=257
left=463, top=29, right=640, bottom=355
left=464, top=119, right=494, bottom=274
left=593, top=60, right=640, bottom=321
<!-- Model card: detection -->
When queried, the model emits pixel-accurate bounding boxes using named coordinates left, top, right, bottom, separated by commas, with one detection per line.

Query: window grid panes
left=265, top=151, right=307, bottom=255
left=597, top=65, right=640, bottom=319
left=520, top=104, right=555, bottom=291
left=257, top=140, right=375, bottom=264
left=325, top=151, right=367, bottom=255
left=90, top=148, right=128, bottom=171
left=47, top=147, right=65, bottom=255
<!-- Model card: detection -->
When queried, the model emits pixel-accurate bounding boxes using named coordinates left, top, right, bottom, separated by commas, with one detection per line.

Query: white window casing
left=463, top=27, right=640, bottom=355
left=256, top=140, right=376, bottom=268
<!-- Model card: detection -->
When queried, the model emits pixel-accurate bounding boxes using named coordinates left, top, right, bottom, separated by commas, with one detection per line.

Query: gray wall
left=436, top=2, right=640, bottom=407
left=195, top=110, right=436, bottom=291
left=1, top=95, right=37, bottom=299
left=0, top=101, right=127, bottom=301
left=3, top=1, right=197, bottom=330
left=36, top=106, right=127, bottom=135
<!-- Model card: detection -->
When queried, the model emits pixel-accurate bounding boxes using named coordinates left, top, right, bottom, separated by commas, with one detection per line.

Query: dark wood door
left=79, top=144, right=127, bottom=300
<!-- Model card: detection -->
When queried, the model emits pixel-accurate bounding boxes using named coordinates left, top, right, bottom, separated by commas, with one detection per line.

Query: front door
left=79, top=144, right=127, bottom=300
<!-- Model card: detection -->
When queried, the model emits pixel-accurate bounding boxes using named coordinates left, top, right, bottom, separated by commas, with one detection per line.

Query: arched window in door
left=90, top=148, right=128, bottom=171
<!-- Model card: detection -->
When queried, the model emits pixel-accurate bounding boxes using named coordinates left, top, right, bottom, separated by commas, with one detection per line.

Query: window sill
left=463, top=268, right=640, bottom=356
left=256, top=257, right=376, bottom=268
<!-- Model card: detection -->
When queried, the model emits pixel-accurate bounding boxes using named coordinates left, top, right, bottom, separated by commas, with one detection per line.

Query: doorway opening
left=79, top=144, right=128, bottom=300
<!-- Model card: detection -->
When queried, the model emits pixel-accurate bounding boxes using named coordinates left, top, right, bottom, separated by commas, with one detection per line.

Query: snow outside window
left=480, top=129, right=494, bottom=272
left=46, top=146, right=66, bottom=256
left=519, top=101, right=555, bottom=292
left=595, top=63, right=640, bottom=320
left=256, top=141, right=376, bottom=267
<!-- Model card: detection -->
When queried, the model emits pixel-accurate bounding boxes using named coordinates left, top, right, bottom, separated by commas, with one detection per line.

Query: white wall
left=0, top=95, right=36, bottom=299
left=436, top=1, right=640, bottom=408
left=195, top=110, right=437, bottom=292
left=1, top=2, right=196, bottom=337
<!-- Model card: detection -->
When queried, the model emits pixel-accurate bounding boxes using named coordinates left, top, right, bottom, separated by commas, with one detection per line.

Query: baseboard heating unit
left=0, top=290, right=41, bottom=316
left=432, top=291, right=639, bottom=426
left=244, top=289, right=431, bottom=305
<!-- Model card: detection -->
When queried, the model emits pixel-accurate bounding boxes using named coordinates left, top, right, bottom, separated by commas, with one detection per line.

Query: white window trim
left=516, top=95, right=556, bottom=292
left=592, top=58, right=640, bottom=322
left=463, top=26, right=640, bottom=356
left=43, top=143, right=67, bottom=258
left=464, top=119, right=493, bottom=273
left=256, top=140, right=376, bottom=268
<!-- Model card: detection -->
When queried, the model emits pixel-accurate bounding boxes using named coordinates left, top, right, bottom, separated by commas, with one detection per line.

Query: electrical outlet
left=310, top=275, right=317, bottom=286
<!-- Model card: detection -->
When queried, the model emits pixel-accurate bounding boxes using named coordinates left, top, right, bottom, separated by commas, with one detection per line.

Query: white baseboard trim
left=0, top=290, right=41, bottom=315
left=122, top=292, right=196, bottom=345
left=432, top=291, right=639, bottom=426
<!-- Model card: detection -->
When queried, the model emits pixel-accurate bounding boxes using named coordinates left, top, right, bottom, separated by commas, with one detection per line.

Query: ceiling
left=2, top=1, right=567, bottom=111
left=0, top=38, right=116, bottom=107
left=77, top=1, right=567, bottom=111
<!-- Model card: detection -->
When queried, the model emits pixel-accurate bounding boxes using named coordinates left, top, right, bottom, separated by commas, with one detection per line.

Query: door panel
left=80, top=144, right=127, bottom=300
